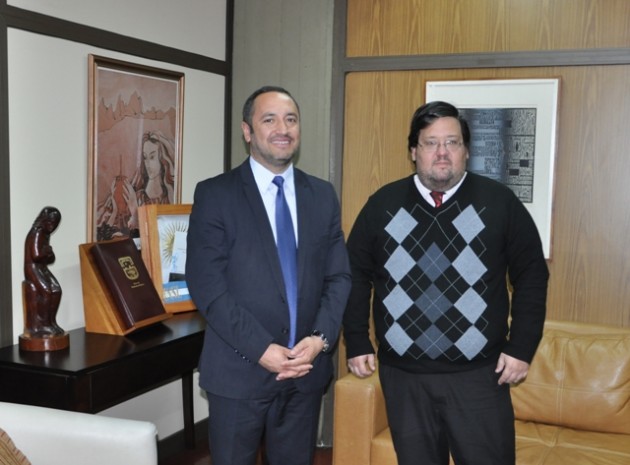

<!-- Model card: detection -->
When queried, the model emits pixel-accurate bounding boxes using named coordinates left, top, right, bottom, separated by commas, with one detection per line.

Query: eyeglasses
left=417, top=140, right=463, bottom=153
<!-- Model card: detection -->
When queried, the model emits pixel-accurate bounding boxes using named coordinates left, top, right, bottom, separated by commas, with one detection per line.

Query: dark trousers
left=206, top=382, right=324, bottom=465
left=379, top=363, right=515, bottom=465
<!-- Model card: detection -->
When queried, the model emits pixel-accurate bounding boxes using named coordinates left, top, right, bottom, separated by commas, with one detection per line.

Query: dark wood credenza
left=0, top=311, right=205, bottom=448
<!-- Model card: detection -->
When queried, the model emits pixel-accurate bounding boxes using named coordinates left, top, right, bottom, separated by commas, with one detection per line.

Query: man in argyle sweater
left=343, top=101, right=549, bottom=465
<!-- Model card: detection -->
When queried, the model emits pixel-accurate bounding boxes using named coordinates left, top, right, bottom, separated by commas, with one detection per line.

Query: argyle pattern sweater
left=344, top=173, right=549, bottom=373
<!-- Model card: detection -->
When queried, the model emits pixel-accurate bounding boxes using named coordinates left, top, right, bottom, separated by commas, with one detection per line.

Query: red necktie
left=430, top=191, right=444, bottom=208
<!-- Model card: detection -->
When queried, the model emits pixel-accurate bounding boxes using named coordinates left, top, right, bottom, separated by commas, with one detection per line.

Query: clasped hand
left=259, top=336, right=325, bottom=381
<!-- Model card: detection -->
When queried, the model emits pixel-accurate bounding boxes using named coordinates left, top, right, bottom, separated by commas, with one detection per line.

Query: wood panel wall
left=346, top=0, right=630, bottom=56
left=340, top=0, right=630, bottom=335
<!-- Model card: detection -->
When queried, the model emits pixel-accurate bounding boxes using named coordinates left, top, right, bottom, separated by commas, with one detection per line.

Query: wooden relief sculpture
left=19, top=206, right=69, bottom=351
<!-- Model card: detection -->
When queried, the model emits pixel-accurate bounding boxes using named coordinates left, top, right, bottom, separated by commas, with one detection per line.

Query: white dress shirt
left=414, top=171, right=467, bottom=206
left=249, top=156, right=298, bottom=245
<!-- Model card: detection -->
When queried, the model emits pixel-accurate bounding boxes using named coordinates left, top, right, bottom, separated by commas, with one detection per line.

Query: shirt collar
left=414, top=171, right=467, bottom=200
left=249, top=156, right=295, bottom=193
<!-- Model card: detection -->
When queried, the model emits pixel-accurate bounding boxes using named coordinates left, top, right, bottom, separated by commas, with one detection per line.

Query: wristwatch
left=311, top=330, right=330, bottom=353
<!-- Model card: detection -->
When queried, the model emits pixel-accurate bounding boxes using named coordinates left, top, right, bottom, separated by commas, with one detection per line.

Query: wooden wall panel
left=347, top=0, right=630, bottom=57
left=342, top=66, right=630, bottom=328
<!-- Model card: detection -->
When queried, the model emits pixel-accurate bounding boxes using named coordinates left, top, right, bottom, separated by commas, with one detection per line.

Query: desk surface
left=0, top=311, right=206, bottom=374
left=0, top=311, right=206, bottom=412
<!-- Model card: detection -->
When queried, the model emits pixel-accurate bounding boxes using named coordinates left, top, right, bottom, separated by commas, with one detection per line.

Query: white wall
left=6, top=0, right=227, bottom=440
left=9, top=0, right=226, bottom=60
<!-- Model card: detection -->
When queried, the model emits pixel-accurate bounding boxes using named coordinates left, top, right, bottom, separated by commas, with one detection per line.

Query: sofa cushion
left=0, top=428, right=31, bottom=465
left=369, top=421, right=630, bottom=465
left=516, top=420, right=630, bottom=464
left=511, top=328, right=630, bottom=435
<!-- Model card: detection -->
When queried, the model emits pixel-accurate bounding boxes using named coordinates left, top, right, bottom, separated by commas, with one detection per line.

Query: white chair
left=0, top=402, right=157, bottom=465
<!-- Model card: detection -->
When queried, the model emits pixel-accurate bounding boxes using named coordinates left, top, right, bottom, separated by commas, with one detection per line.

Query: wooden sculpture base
left=18, top=332, right=70, bottom=351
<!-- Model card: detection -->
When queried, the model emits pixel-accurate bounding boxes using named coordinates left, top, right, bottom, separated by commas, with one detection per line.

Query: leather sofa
left=333, top=320, right=630, bottom=465
left=0, top=402, right=158, bottom=465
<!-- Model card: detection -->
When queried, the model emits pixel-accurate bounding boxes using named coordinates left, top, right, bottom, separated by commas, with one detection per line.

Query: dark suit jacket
left=186, top=159, right=351, bottom=399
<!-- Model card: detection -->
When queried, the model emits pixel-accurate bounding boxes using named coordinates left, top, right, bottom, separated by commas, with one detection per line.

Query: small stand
left=79, top=242, right=171, bottom=335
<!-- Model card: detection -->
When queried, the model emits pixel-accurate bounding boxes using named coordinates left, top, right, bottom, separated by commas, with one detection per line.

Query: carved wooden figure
left=19, top=206, right=69, bottom=351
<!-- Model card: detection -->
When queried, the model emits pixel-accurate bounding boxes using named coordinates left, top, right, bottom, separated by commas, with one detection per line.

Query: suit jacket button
left=281, top=328, right=289, bottom=334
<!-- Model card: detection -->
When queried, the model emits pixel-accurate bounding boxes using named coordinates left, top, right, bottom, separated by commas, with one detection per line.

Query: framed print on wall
left=138, top=203, right=195, bottom=313
left=425, top=78, right=559, bottom=259
left=88, top=54, right=185, bottom=242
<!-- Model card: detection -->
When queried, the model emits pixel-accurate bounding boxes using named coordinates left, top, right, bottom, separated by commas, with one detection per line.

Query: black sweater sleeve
left=503, top=194, right=549, bottom=363
left=343, top=199, right=378, bottom=359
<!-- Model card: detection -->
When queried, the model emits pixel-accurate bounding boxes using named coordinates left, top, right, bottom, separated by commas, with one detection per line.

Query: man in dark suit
left=186, top=86, right=351, bottom=465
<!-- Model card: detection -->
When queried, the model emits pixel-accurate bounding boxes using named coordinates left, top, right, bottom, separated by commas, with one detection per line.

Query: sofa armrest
left=333, top=370, right=388, bottom=465
left=0, top=402, right=157, bottom=465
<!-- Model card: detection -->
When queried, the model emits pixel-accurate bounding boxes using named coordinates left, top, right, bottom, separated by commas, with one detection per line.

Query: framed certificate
left=138, top=203, right=195, bottom=313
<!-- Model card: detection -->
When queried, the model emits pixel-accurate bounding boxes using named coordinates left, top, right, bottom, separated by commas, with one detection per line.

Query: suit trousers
left=206, top=381, right=324, bottom=465
left=379, top=362, right=515, bottom=465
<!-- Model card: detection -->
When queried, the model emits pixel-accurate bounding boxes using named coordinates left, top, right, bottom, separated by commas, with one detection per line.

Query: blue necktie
left=272, top=176, right=298, bottom=348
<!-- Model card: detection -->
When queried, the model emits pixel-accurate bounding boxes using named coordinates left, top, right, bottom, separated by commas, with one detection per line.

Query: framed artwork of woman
left=87, top=55, right=185, bottom=242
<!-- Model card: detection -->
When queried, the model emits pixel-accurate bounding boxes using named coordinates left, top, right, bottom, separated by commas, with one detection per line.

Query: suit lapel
left=238, top=161, right=288, bottom=298
left=294, top=169, right=311, bottom=293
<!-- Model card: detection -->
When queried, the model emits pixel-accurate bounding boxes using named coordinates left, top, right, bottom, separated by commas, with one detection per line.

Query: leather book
left=90, top=238, right=167, bottom=330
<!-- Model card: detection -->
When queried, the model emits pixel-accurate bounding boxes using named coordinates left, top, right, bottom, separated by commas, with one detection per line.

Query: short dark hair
left=242, top=86, right=300, bottom=129
left=407, top=101, right=470, bottom=152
